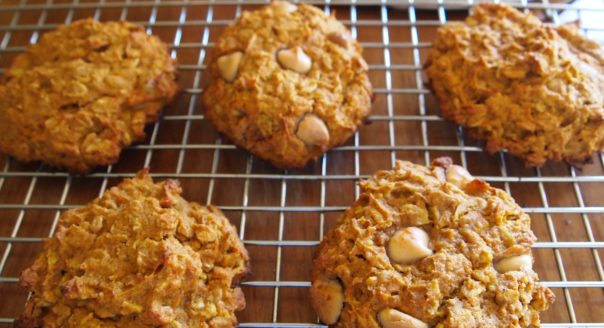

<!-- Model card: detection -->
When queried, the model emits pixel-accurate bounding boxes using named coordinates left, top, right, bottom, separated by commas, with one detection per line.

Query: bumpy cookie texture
left=203, top=1, right=372, bottom=168
left=310, top=157, right=554, bottom=327
left=425, top=4, right=604, bottom=167
left=0, top=19, right=178, bottom=173
left=16, top=171, right=249, bottom=328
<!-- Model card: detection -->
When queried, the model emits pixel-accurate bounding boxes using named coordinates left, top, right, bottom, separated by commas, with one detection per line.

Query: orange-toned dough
left=203, top=2, right=372, bottom=168
left=16, top=171, right=249, bottom=327
left=426, top=4, right=604, bottom=167
left=0, top=19, right=178, bottom=173
left=311, top=158, right=554, bottom=327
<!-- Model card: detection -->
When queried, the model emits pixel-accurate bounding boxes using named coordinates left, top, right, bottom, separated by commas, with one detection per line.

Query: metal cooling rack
left=0, top=0, right=603, bottom=327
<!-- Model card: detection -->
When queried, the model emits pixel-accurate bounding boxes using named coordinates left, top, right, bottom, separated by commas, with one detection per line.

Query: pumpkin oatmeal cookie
left=310, top=157, right=554, bottom=327
left=202, top=1, right=372, bottom=168
left=16, top=170, right=249, bottom=327
left=425, top=4, right=604, bottom=167
left=0, top=19, right=178, bottom=173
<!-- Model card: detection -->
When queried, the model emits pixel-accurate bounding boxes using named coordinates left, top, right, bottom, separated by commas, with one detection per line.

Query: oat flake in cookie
left=16, top=171, right=249, bottom=328
left=203, top=1, right=372, bottom=169
left=425, top=4, right=604, bottom=167
left=0, top=19, right=178, bottom=173
left=310, top=158, right=554, bottom=327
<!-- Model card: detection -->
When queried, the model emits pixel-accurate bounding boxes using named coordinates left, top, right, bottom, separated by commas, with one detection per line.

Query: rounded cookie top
left=0, top=18, right=178, bottom=173
left=310, top=157, right=554, bottom=327
left=16, top=171, right=249, bottom=328
left=203, top=1, right=372, bottom=168
left=425, top=3, right=604, bottom=167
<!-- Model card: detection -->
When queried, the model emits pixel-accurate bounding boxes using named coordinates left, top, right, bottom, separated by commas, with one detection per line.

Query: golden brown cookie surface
left=0, top=19, right=178, bottom=173
left=425, top=4, right=604, bottom=167
left=16, top=171, right=249, bottom=328
left=202, top=1, right=372, bottom=169
left=310, top=158, right=554, bottom=327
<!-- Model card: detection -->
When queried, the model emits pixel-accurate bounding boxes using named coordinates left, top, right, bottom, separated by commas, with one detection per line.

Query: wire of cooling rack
left=0, top=0, right=603, bottom=327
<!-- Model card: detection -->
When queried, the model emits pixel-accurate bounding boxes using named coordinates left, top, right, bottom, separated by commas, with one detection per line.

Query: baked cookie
left=16, top=170, right=249, bottom=327
left=0, top=19, right=178, bottom=173
left=310, top=158, right=554, bottom=327
left=203, top=1, right=372, bottom=168
left=425, top=4, right=604, bottom=167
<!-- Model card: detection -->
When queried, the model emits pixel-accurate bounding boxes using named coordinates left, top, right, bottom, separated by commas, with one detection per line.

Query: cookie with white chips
left=203, top=1, right=372, bottom=168
left=310, top=157, right=554, bottom=327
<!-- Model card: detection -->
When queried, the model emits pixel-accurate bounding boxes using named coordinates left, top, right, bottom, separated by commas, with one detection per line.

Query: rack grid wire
left=0, top=0, right=603, bottom=327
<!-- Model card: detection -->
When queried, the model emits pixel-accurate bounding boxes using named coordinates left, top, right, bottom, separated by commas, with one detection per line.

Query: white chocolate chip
left=217, top=51, right=243, bottom=82
left=310, top=277, right=344, bottom=324
left=277, top=47, right=312, bottom=74
left=272, top=1, right=297, bottom=14
left=378, top=308, right=428, bottom=328
left=327, top=32, right=349, bottom=48
left=495, top=254, right=533, bottom=273
left=295, top=114, right=330, bottom=147
left=387, top=227, right=433, bottom=265
left=445, top=165, right=473, bottom=188
left=434, top=167, right=446, bottom=182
